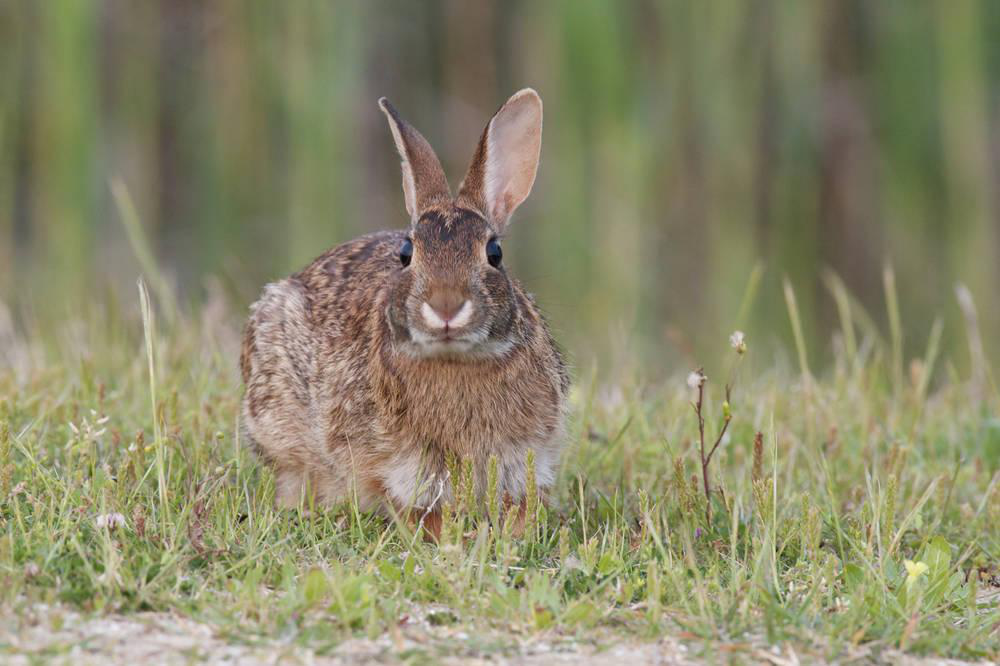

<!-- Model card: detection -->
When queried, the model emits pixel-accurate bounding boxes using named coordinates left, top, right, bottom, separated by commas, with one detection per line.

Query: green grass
left=0, top=288, right=998, bottom=663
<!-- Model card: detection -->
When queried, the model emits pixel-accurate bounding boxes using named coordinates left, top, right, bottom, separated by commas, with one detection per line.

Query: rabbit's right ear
left=379, top=98, right=451, bottom=220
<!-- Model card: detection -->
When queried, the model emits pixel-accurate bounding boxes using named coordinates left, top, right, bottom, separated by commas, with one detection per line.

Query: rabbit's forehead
left=412, top=207, right=492, bottom=252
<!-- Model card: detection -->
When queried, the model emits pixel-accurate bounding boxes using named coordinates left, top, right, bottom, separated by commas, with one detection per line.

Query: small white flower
left=67, top=411, right=110, bottom=448
left=95, top=512, right=127, bottom=531
left=687, top=371, right=706, bottom=390
left=729, top=330, right=747, bottom=354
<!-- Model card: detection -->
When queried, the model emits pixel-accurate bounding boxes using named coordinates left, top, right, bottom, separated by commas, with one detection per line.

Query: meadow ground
left=0, top=283, right=998, bottom=664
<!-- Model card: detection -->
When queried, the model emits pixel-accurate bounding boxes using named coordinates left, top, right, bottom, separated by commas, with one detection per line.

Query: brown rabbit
left=240, top=89, right=568, bottom=530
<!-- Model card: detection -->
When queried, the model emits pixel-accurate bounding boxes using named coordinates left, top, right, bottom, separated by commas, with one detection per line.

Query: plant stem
left=695, top=378, right=733, bottom=525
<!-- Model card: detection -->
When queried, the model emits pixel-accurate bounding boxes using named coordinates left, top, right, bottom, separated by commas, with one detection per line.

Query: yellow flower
left=904, top=560, right=929, bottom=591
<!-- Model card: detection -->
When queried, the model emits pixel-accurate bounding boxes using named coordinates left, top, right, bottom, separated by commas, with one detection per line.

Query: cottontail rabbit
left=240, top=89, right=568, bottom=529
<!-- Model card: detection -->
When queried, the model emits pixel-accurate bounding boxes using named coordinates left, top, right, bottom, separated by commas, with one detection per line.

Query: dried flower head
left=132, top=505, right=147, bottom=538
left=729, top=330, right=747, bottom=354
left=95, top=512, right=127, bottom=531
left=67, top=410, right=110, bottom=454
left=687, top=370, right=706, bottom=390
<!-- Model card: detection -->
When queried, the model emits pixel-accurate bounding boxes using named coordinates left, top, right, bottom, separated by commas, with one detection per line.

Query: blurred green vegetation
left=1, top=1, right=999, bottom=377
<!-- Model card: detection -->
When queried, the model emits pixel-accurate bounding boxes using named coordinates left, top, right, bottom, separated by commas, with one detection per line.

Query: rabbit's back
left=241, top=231, right=405, bottom=507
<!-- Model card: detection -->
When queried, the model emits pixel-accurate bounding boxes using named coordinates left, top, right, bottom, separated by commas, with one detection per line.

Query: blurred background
left=1, top=1, right=999, bottom=377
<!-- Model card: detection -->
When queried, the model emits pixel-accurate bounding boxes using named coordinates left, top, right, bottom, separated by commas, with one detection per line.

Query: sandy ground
left=1, top=604, right=698, bottom=665
left=1, top=603, right=996, bottom=665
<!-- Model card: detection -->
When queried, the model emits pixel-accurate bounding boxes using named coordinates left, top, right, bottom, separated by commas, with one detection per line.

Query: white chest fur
left=379, top=437, right=561, bottom=511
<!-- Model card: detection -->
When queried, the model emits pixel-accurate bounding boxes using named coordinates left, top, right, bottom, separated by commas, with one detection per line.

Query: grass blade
left=883, top=263, right=904, bottom=396
left=782, top=277, right=811, bottom=385
left=138, top=278, right=169, bottom=531
left=112, top=178, right=178, bottom=323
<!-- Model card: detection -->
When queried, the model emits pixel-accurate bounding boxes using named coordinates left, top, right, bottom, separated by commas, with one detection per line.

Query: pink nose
left=421, top=288, right=474, bottom=331
left=426, top=287, right=464, bottom=321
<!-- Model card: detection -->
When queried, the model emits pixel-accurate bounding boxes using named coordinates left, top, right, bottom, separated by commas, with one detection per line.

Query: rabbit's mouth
left=397, top=299, right=489, bottom=358
left=403, top=326, right=511, bottom=360
left=407, top=328, right=481, bottom=356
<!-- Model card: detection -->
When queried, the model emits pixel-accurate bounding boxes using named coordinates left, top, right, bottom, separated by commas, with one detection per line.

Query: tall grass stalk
left=782, top=278, right=811, bottom=386
left=911, top=317, right=943, bottom=429
left=883, top=264, right=904, bottom=396
left=112, top=178, right=177, bottom=323
left=823, top=270, right=859, bottom=372
left=137, top=278, right=169, bottom=531
left=954, top=283, right=995, bottom=400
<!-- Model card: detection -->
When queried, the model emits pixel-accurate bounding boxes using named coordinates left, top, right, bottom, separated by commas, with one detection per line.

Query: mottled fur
left=240, top=90, right=568, bottom=524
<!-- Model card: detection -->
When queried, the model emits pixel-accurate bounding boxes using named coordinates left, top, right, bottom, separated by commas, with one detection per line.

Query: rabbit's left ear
left=458, top=89, right=542, bottom=228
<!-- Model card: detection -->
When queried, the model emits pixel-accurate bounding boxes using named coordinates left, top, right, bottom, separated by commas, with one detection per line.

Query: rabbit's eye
left=399, top=238, right=413, bottom=267
left=486, top=238, right=503, bottom=268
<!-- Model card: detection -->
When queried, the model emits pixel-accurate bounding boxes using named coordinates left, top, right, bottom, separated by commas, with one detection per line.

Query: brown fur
left=240, top=89, right=567, bottom=521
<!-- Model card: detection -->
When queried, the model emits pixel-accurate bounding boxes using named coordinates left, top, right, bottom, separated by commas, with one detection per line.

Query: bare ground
left=2, top=603, right=997, bottom=665
left=1, top=604, right=697, bottom=665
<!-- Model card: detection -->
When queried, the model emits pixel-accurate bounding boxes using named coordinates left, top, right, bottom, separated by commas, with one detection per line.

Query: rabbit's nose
left=423, top=289, right=474, bottom=329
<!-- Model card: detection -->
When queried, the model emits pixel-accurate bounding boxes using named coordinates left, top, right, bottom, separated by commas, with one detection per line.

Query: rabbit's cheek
left=386, top=305, right=411, bottom=343
left=385, top=274, right=418, bottom=340
left=479, top=272, right=516, bottom=339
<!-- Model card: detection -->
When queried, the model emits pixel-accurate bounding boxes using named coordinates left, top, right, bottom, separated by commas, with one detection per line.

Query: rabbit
left=240, top=89, right=569, bottom=531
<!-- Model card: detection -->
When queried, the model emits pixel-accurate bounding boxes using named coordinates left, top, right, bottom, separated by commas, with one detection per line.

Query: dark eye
left=486, top=238, right=502, bottom=268
left=399, top=238, right=413, bottom=267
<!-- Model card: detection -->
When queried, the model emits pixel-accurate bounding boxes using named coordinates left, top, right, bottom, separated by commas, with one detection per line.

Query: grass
left=0, top=284, right=998, bottom=663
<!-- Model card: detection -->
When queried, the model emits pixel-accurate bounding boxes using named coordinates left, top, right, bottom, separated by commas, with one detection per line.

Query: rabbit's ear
left=458, top=89, right=542, bottom=227
left=379, top=98, right=451, bottom=220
